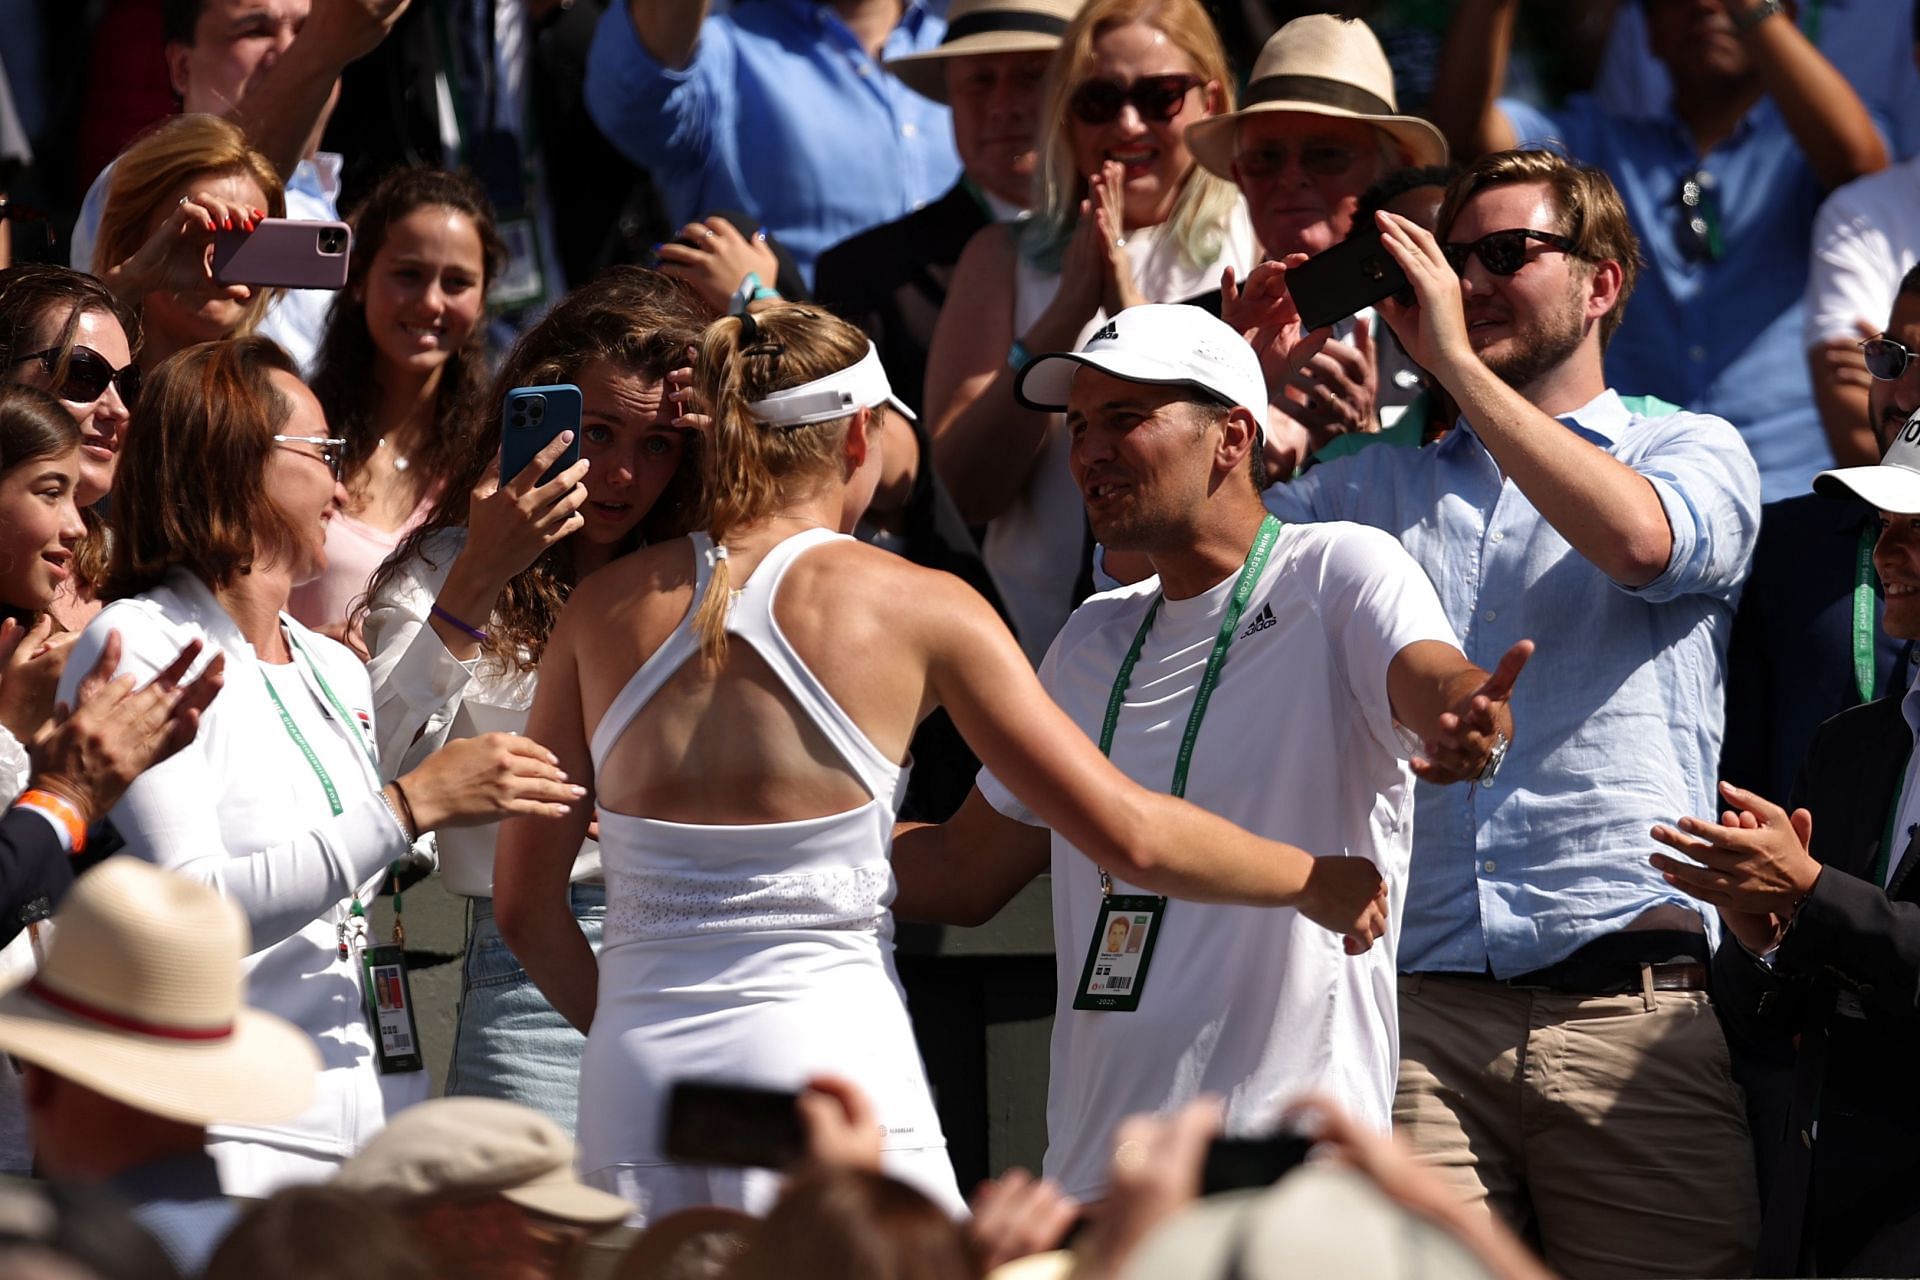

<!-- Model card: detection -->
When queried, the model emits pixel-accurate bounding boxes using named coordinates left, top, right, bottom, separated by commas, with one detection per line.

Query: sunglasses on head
left=19, top=347, right=140, bottom=409
left=1068, top=74, right=1203, bottom=125
left=1863, top=335, right=1916, bottom=381
left=1441, top=228, right=1579, bottom=277
left=1232, top=141, right=1364, bottom=181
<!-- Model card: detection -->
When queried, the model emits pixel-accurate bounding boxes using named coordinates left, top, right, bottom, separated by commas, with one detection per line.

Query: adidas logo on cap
left=1090, top=320, right=1120, bottom=343
left=1240, top=602, right=1276, bottom=638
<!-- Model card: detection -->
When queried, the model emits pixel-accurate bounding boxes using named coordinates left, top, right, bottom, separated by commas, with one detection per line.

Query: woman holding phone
left=91, top=115, right=283, bottom=372
left=361, top=269, right=705, bottom=1132
left=293, top=169, right=503, bottom=642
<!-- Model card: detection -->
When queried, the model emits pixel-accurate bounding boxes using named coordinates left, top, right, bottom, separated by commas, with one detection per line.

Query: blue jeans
left=445, top=883, right=605, bottom=1135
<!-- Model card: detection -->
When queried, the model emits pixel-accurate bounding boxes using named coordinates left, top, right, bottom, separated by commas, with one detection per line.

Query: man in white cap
left=0, top=858, right=319, bottom=1275
left=336, top=1096, right=632, bottom=1277
left=1653, top=403, right=1920, bottom=1276
left=892, top=302, right=1530, bottom=1203
left=817, top=0, right=1080, bottom=416
left=1184, top=14, right=1450, bottom=464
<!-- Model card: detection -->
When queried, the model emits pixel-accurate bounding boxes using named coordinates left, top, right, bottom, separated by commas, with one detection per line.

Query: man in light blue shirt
left=1252, top=149, right=1763, bottom=1274
left=1430, top=0, right=1888, bottom=503
left=586, top=0, right=962, bottom=286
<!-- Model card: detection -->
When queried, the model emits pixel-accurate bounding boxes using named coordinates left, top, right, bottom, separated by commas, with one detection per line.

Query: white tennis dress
left=577, top=529, right=964, bottom=1222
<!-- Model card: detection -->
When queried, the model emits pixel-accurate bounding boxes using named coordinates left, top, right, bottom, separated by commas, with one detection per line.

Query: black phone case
left=1285, top=232, right=1410, bottom=332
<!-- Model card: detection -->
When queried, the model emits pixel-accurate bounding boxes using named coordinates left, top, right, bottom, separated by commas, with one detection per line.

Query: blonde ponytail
left=688, top=304, right=871, bottom=665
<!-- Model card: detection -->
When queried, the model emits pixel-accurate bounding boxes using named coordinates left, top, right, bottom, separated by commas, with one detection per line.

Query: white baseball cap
left=1815, top=406, right=1920, bottom=513
left=1015, top=304, right=1269, bottom=417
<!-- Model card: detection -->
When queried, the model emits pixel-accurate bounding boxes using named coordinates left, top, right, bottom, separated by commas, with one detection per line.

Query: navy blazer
left=1716, top=690, right=1920, bottom=1275
left=0, top=805, right=72, bottom=950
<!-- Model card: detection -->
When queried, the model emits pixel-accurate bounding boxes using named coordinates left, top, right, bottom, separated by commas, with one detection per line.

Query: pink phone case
left=211, top=218, right=353, bottom=289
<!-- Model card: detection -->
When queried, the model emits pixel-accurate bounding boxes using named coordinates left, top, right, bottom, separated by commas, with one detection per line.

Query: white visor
left=746, top=342, right=917, bottom=428
left=1815, top=406, right=1920, bottom=514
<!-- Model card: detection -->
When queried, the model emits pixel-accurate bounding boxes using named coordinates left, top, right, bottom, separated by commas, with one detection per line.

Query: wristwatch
left=1730, top=0, right=1784, bottom=31
left=1476, top=732, right=1509, bottom=788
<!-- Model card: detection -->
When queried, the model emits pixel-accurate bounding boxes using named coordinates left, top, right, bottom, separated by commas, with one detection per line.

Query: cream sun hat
left=886, top=0, right=1083, bottom=104
left=1184, top=15, right=1448, bottom=180
left=0, top=858, right=317, bottom=1126
left=337, top=1097, right=634, bottom=1227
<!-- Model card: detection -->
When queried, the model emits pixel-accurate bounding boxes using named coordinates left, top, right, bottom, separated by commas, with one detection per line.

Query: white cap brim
left=1814, top=462, right=1920, bottom=514
left=1017, top=351, right=1233, bottom=412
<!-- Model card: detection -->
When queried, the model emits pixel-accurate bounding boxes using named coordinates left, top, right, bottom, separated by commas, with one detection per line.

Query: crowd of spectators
left=0, top=0, right=1915, bottom=1278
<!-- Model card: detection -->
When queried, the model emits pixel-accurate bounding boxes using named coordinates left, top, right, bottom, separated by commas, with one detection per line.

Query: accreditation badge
left=1071, top=895, right=1166, bottom=1013
left=359, top=943, right=424, bottom=1074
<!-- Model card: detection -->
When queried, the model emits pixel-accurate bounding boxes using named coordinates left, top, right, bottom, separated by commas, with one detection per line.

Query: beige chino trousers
left=1394, top=972, right=1760, bottom=1279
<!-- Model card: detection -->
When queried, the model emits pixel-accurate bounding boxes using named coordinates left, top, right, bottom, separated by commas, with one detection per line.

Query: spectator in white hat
left=0, top=858, right=320, bottom=1276
left=893, top=302, right=1528, bottom=1203
left=1187, top=15, right=1449, bottom=466
left=335, top=1096, right=635, bottom=1278
left=817, top=0, right=1082, bottom=416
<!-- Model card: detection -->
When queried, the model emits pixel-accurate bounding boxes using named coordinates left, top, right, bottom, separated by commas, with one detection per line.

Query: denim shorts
left=445, top=883, right=605, bottom=1135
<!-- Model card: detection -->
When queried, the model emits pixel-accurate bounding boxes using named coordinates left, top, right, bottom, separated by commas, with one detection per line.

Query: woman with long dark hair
left=362, top=268, right=705, bottom=1131
left=294, top=169, right=503, bottom=639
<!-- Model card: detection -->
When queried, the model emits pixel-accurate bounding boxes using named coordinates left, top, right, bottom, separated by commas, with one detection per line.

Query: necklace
left=378, top=437, right=410, bottom=473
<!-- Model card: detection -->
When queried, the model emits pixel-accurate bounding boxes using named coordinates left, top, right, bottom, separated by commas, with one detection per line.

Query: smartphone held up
left=1284, top=230, right=1411, bottom=333
left=211, top=218, right=353, bottom=290
left=499, top=384, right=584, bottom=488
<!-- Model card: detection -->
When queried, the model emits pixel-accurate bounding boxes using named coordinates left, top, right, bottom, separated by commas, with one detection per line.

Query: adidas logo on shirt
left=1240, top=602, right=1276, bottom=638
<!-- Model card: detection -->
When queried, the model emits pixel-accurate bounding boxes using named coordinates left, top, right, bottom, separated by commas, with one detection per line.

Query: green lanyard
left=1095, top=516, right=1282, bottom=891
left=261, top=631, right=387, bottom=916
left=1854, top=521, right=1880, bottom=706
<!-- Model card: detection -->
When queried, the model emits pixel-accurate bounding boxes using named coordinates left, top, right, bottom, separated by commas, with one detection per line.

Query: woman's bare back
left=575, top=531, right=948, bottom=825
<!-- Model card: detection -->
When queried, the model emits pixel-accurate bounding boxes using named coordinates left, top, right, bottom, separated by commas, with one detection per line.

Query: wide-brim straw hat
left=886, top=0, right=1082, bottom=104
left=1186, top=15, right=1448, bottom=180
left=0, top=859, right=317, bottom=1127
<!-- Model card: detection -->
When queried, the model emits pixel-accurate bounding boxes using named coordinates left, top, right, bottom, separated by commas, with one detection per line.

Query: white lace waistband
left=602, top=863, right=895, bottom=945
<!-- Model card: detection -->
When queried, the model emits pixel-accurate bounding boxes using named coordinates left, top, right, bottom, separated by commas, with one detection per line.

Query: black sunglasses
left=1441, top=228, right=1579, bottom=277
left=19, top=346, right=141, bottom=408
left=1863, top=335, right=1916, bottom=381
left=1068, top=74, right=1203, bottom=125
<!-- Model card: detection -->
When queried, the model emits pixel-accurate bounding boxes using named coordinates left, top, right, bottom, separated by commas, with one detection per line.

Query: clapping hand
left=1650, top=782, right=1822, bottom=955
left=31, top=632, right=225, bottom=823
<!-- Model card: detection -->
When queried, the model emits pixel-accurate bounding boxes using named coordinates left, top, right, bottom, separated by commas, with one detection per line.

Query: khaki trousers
left=1395, top=972, right=1760, bottom=1279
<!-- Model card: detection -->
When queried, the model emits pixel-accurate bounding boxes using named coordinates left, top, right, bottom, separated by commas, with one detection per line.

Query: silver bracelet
left=379, top=788, right=415, bottom=842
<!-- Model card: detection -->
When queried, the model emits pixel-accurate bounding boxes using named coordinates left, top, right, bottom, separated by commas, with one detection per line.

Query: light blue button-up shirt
left=1501, top=95, right=1837, bottom=503
left=585, top=0, right=961, bottom=286
left=1264, top=390, right=1762, bottom=975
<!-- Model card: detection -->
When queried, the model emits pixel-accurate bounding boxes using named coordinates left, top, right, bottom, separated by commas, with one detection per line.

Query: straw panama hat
left=337, top=1097, right=634, bottom=1227
left=886, top=0, right=1083, bottom=104
left=0, top=859, right=317, bottom=1127
left=1185, top=15, right=1449, bottom=180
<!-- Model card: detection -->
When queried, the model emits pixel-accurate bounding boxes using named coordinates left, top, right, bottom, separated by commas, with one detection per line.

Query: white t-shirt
left=1804, top=157, right=1920, bottom=349
left=977, top=520, right=1459, bottom=1201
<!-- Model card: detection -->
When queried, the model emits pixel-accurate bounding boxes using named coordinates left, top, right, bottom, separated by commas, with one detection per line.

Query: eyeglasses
left=1232, top=142, right=1365, bottom=181
left=1441, top=228, right=1579, bottom=277
left=17, top=347, right=141, bottom=409
left=1067, top=74, right=1203, bottom=125
left=272, top=434, right=347, bottom=480
left=1677, top=169, right=1723, bottom=262
left=1863, top=336, right=1916, bottom=381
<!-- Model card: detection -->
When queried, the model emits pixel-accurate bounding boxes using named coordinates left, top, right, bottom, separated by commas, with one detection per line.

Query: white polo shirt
left=978, top=520, right=1458, bottom=1201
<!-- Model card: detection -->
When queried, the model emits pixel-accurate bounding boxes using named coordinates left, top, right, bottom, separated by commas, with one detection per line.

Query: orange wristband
left=15, top=789, right=86, bottom=854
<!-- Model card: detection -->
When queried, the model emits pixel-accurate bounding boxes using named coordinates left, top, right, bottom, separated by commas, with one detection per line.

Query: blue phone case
left=499, top=385, right=583, bottom=488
